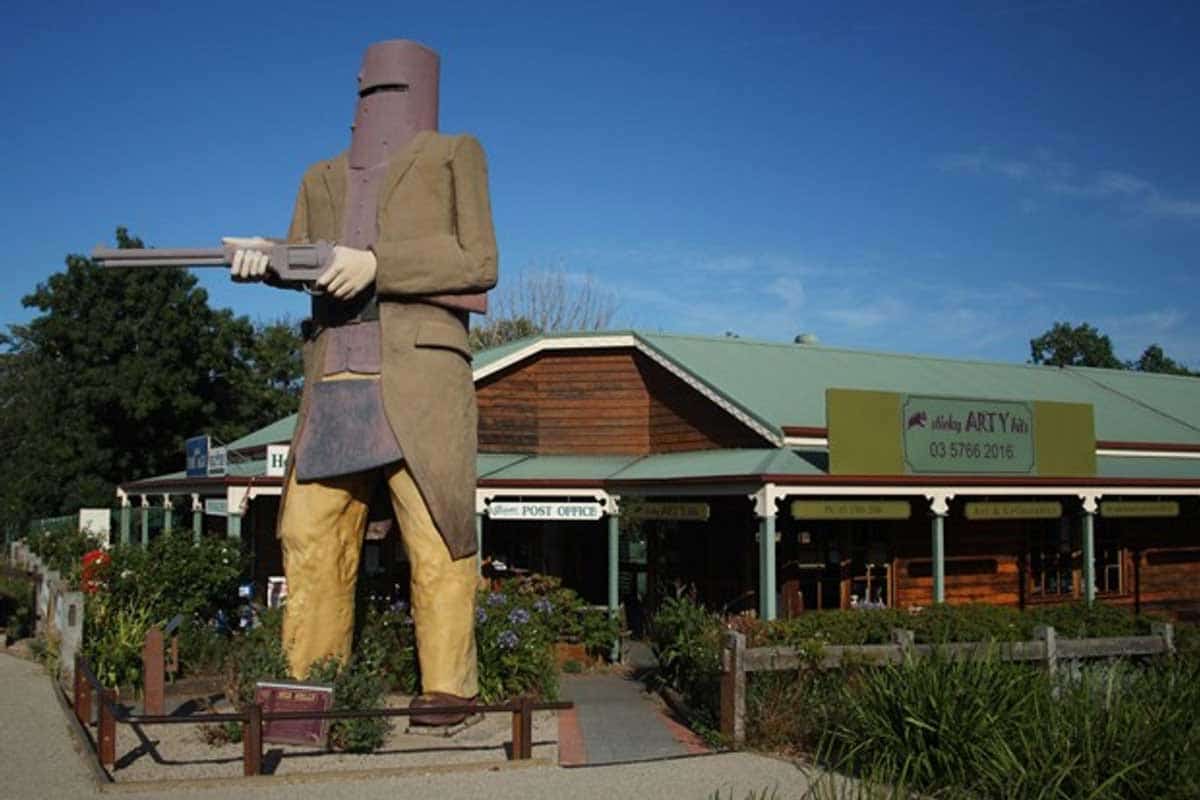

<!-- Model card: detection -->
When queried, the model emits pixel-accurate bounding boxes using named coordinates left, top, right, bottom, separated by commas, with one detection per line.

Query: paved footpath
left=0, top=653, right=825, bottom=800
left=560, top=673, right=703, bottom=764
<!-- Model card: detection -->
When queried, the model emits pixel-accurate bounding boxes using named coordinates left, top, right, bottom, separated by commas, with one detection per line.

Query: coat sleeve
left=373, top=135, right=499, bottom=296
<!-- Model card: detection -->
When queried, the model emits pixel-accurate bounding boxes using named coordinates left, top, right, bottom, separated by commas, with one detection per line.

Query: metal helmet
left=349, top=39, right=440, bottom=168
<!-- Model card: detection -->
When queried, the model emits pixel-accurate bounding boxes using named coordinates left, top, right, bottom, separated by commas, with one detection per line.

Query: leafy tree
left=1133, top=344, right=1195, bottom=376
left=1029, top=322, right=1123, bottom=369
left=0, top=227, right=302, bottom=527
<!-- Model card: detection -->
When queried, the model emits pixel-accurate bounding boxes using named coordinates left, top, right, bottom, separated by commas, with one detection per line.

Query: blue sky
left=3, top=1, right=1198, bottom=366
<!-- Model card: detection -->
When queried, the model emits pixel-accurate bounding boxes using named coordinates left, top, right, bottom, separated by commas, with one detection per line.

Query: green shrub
left=99, top=534, right=244, bottom=622
left=24, top=523, right=101, bottom=588
left=818, top=657, right=1200, bottom=799
left=223, top=608, right=289, bottom=710
left=307, top=653, right=391, bottom=753
left=83, top=593, right=155, bottom=689
left=647, top=595, right=724, bottom=728
left=176, top=617, right=231, bottom=677
left=475, top=585, right=559, bottom=702
left=0, top=573, right=35, bottom=639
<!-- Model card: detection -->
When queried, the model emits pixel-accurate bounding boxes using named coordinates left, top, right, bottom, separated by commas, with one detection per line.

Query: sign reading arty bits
left=903, top=396, right=1035, bottom=474
left=185, top=435, right=209, bottom=478
left=488, top=501, right=603, bottom=521
left=254, top=680, right=334, bottom=746
left=826, top=388, right=1096, bottom=477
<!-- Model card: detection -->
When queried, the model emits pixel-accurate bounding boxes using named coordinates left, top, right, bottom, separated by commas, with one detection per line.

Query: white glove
left=316, top=245, right=377, bottom=300
left=223, top=236, right=272, bottom=280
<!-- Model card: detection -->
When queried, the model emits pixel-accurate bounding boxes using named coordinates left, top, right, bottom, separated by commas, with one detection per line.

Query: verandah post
left=1080, top=496, right=1098, bottom=604
left=607, top=499, right=620, bottom=662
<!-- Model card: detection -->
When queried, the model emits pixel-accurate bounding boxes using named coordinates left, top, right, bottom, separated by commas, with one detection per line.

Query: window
left=1094, top=528, right=1123, bottom=595
left=1029, top=518, right=1074, bottom=597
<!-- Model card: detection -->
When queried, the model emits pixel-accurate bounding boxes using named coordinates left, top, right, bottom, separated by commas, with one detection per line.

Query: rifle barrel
left=92, top=247, right=230, bottom=268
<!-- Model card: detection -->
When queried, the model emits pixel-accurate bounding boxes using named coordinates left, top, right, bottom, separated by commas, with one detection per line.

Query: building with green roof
left=121, top=330, right=1200, bottom=623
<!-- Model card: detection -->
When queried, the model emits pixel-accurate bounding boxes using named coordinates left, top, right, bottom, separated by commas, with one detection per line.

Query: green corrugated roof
left=1068, top=367, right=1200, bottom=433
left=636, top=332, right=1200, bottom=445
left=610, top=448, right=824, bottom=480
left=124, top=458, right=268, bottom=489
left=226, top=415, right=298, bottom=452
left=480, top=454, right=640, bottom=481
left=1097, top=456, right=1200, bottom=481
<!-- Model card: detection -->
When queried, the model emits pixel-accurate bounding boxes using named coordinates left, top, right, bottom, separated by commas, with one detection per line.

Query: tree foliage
left=1030, top=321, right=1195, bottom=375
left=1029, top=322, right=1123, bottom=369
left=0, top=227, right=303, bottom=527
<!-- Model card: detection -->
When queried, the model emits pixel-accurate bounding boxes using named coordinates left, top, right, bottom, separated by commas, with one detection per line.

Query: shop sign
left=826, top=388, right=1096, bottom=478
left=902, top=395, right=1035, bottom=475
left=626, top=502, right=710, bottom=521
left=185, top=435, right=209, bottom=478
left=204, top=498, right=228, bottom=517
left=488, top=501, right=604, bottom=521
left=266, top=444, right=290, bottom=478
left=791, top=500, right=911, bottom=520
left=1100, top=501, right=1180, bottom=519
left=207, top=446, right=227, bottom=477
left=964, top=501, right=1062, bottom=520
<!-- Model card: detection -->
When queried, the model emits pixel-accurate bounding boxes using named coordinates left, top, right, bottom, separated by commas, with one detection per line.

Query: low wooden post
left=720, top=630, right=747, bottom=747
left=510, top=695, right=533, bottom=760
left=1153, top=622, right=1175, bottom=656
left=98, top=689, right=117, bottom=767
left=891, top=628, right=915, bottom=661
left=142, top=626, right=165, bottom=716
left=243, top=704, right=263, bottom=776
left=1035, top=625, right=1057, bottom=678
left=73, top=656, right=91, bottom=726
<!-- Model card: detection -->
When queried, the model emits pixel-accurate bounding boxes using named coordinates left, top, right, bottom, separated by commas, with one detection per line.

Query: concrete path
left=0, top=653, right=828, bottom=799
left=560, top=673, right=700, bottom=764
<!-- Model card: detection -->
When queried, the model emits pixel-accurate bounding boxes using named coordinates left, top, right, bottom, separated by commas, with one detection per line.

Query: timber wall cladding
left=475, top=349, right=765, bottom=454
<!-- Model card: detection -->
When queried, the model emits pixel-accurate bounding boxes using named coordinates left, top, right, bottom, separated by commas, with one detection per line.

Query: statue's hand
left=316, top=245, right=377, bottom=300
left=223, top=236, right=272, bottom=281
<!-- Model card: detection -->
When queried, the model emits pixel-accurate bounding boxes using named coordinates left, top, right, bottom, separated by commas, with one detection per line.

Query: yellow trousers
left=278, top=463, right=478, bottom=698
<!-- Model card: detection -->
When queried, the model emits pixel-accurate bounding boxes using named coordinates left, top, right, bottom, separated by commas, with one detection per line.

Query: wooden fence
left=720, top=623, right=1176, bottom=746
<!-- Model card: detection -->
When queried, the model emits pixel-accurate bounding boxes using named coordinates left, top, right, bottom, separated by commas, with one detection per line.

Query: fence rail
left=72, top=655, right=571, bottom=777
left=720, top=623, right=1175, bottom=746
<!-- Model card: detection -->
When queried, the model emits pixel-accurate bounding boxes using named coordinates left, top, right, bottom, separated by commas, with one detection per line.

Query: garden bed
left=102, top=691, right=560, bottom=782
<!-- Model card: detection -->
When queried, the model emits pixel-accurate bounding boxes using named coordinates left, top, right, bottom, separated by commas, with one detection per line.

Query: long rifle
left=92, top=240, right=335, bottom=289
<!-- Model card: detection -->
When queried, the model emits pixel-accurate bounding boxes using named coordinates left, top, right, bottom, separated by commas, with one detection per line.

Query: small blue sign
left=186, top=435, right=209, bottom=478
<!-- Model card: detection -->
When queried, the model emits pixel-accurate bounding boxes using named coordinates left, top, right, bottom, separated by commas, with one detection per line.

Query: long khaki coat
left=285, top=131, right=498, bottom=559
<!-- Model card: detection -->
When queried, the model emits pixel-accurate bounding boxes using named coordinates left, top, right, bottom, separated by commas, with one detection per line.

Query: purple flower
left=402, top=615, right=414, bottom=627
left=487, top=592, right=507, bottom=607
left=533, top=598, right=554, bottom=614
left=498, top=630, right=520, bottom=650
left=390, top=599, right=409, bottom=614
left=508, top=608, right=530, bottom=625
left=475, top=607, right=487, bottom=624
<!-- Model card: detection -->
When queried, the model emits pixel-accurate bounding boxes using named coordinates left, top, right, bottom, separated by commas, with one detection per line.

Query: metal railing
left=72, top=655, right=571, bottom=776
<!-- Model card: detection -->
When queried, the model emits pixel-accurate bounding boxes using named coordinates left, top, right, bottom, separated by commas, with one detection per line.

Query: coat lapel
left=379, top=130, right=433, bottom=207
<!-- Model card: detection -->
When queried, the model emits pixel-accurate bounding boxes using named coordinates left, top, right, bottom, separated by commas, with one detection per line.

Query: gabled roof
left=474, top=331, right=1200, bottom=447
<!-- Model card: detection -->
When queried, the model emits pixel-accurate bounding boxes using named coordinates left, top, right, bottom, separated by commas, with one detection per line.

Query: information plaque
left=254, top=680, right=335, bottom=747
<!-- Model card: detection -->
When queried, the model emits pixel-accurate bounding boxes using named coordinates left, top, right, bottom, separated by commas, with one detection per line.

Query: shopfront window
left=1029, top=518, right=1074, bottom=597
left=1095, top=529, right=1123, bottom=595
